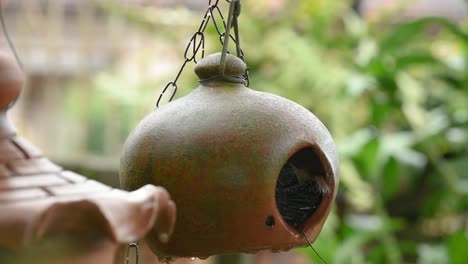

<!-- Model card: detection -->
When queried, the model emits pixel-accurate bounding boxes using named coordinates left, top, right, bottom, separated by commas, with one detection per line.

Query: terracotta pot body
left=0, top=53, right=23, bottom=110
left=120, top=53, right=339, bottom=258
left=0, top=53, right=23, bottom=138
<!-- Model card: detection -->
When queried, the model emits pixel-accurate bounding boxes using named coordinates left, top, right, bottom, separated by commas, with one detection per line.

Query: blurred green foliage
left=80, top=1, right=467, bottom=263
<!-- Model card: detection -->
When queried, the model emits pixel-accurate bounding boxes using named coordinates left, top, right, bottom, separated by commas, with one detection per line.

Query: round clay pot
left=0, top=52, right=23, bottom=110
left=120, top=53, right=339, bottom=259
left=0, top=52, right=23, bottom=137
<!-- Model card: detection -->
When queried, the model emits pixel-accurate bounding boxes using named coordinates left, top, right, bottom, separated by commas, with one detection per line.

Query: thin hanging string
left=232, top=2, right=242, bottom=60
left=219, top=0, right=237, bottom=76
left=0, top=1, right=24, bottom=71
left=125, top=242, right=139, bottom=264
left=301, top=230, right=328, bottom=264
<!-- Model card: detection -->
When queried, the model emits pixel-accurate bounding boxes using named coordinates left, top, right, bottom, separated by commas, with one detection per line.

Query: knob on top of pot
left=195, top=52, right=247, bottom=84
left=0, top=52, right=23, bottom=110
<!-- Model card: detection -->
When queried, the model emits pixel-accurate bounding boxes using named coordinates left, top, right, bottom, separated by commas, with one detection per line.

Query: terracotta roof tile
left=0, top=164, right=10, bottom=178
left=0, top=139, right=25, bottom=162
left=0, top=128, right=176, bottom=264
left=8, top=157, right=62, bottom=175
left=60, top=170, right=87, bottom=183
left=0, top=188, right=49, bottom=202
left=45, top=180, right=111, bottom=196
left=0, top=174, right=68, bottom=190
left=0, top=52, right=176, bottom=263
left=11, top=137, right=43, bottom=158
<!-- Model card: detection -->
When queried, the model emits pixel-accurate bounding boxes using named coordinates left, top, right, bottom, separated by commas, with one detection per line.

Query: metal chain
left=156, top=0, right=249, bottom=108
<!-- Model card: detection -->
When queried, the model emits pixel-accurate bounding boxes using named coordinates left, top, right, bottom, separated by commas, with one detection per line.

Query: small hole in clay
left=265, top=216, right=275, bottom=227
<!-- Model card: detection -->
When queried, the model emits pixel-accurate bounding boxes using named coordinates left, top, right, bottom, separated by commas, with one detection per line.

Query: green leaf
left=381, top=157, right=401, bottom=201
left=381, top=132, right=426, bottom=168
left=334, top=233, right=374, bottom=264
left=379, top=17, right=468, bottom=53
left=368, top=245, right=387, bottom=264
left=437, top=74, right=468, bottom=91
left=352, top=135, right=380, bottom=181
left=447, top=231, right=468, bottom=264
left=339, top=129, right=375, bottom=157
left=371, top=100, right=399, bottom=127
left=395, top=52, right=443, bottom=70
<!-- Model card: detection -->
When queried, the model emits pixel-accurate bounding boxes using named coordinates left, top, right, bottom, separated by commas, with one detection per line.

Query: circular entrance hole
left=275, top=147, right=329, bottom=231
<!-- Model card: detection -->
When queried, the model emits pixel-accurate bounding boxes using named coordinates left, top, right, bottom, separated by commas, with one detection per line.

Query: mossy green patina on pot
left=120, top=53, right=339, bottom=258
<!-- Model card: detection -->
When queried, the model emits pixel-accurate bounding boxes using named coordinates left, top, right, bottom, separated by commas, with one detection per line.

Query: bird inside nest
left=291, top=163, right=331, bottom=194
left=275, top=161, right=330, bottom=230
left=277, top=161, right=330, bottom=195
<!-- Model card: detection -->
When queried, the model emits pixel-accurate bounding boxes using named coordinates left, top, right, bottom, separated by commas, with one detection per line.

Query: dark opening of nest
left=275, top=147, right=326, bottom=231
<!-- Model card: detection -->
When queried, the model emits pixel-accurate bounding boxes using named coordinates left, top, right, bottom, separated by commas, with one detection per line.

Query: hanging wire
left=302, top=230, right=329, bottom=264
left=219, top=0, right=237, bottom=75
left=156, top=0, right=249, bottom=108
left=125, top=242, right=139, bottom=264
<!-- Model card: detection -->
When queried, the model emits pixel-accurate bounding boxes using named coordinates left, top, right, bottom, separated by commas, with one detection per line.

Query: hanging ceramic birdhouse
left=121, top=53, right=339, bottom=258
left=120, top=0, right=339, bottom=260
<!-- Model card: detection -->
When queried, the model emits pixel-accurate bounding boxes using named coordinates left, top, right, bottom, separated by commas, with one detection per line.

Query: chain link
left=156, top=0, right=249, bottom=108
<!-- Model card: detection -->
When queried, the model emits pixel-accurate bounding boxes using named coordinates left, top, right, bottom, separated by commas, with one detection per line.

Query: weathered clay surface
left=121, top=53, right=339, bottom=258
left=0, top=52, right=176, bottom=263
left=0, top=52, right=23, bottom=110
left=195, top=52, right=247, bottom=84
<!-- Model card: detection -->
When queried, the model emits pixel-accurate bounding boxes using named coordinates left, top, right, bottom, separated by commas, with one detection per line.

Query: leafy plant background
left=63, top=1, right=467, bottom=263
